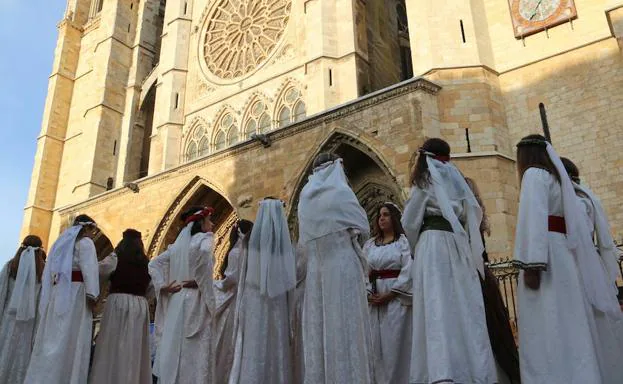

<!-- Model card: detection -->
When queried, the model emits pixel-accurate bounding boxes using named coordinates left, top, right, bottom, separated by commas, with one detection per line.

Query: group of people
left=1, top=135, right=622, bottom=384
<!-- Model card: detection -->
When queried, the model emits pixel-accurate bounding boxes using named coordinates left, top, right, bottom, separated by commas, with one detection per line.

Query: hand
left=181, top=280, right=198, bottom=289
left=524, top=269, right=541, bottom=290
left=368, top=292, right=396, bottom=306
left=367, top=293, right=380, bottom=306
left=160, top=280, right=182, bottom=294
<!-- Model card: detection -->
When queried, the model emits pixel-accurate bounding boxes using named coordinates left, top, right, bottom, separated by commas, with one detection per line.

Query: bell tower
left=21, top=0, right=164, bottom=246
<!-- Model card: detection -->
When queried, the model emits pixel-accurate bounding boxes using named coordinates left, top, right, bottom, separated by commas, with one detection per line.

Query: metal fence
left=489, top=243, right=623, bottom=334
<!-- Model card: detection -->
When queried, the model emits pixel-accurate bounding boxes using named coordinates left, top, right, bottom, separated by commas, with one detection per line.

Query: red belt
left=71, top=271, right=84, bottom=282
left=548, top=216, right=566, bottom=234
left=369, top=269, right=401, bottom=280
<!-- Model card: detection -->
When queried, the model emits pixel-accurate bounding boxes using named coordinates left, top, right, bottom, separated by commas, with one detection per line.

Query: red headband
left=184, top=207, right=215, bottom=225
left=433, top=155, right=450, bottom=163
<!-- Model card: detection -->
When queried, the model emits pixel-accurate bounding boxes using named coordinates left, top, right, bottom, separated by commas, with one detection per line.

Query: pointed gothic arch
left=274, top=78, right=307, bottom=128
left=147, top=177, right=237, bottom=276
left=286, top=130, right=404, bottom=239
left=241, top=92, right=273, bottom=138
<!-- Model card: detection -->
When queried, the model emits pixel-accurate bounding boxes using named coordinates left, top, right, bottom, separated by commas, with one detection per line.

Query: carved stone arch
left=286, top=129, right=404, bottom=240
left=355, top=179, right=404, bottom=228
left=241, top=92, right=273, bottom=137
left=211, top=105, right=239, bottom=148
left=184, top=116, right=210, bottom=138
left=273, top=78, right=307, bottom=128
left=146, top=176, right=237, bottom=277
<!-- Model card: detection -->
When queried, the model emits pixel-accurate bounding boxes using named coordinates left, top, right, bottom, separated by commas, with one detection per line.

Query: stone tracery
left=203, top=0, right=292, bottom=80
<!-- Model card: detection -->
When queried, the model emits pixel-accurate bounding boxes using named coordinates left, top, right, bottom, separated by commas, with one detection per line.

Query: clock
left=508, top=0, right=578, bottom=38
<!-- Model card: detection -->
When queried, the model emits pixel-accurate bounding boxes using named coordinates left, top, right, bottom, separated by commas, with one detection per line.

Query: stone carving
left=203, top=0, right=292, bottom=80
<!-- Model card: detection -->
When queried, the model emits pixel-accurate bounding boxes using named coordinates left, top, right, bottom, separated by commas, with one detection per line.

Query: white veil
left=298, top=159, right=370, bottom=243
left=574, top=182, right=622, bottom=285
left=7, top=246, right=39, bottom=321
left=153, top=222, right=193, bottom=382
left=545, top=144, right=621, bottom=317
left=423, top=154, right=485, bottom=275
left=39, top=223, right=91, bottom=315
left=246, top=199, right=296, bottom=298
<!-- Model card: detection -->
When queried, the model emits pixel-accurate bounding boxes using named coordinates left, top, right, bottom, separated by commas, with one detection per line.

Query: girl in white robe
left=364, top=202, right=412, bottom=384
left=0, top=235, right=46, bottom=384
left=513, top=135, right=604, bottom=383
left=228, top=199, right=296, bottom=384
left=402, top=138, right=497, bottom=384
left=212, top=219, right=253, bottom=384
left=561, top=157, right=623, bottom=382
left=89, top=229, right=153, bottom=384
left=297, top=154, right=374, bottom=384
left=149, top=207, right=216, bottom=384
left=291, top=243, right=308, bottom=384
left=24, top=214, right=100, bottom=384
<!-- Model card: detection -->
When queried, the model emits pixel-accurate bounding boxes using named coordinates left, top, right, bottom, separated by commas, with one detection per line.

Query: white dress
left=0, top=261, right=41, bottom=383
left=513, top=168, right=602, bottom=383
left=150, top=232, right=214, bottom=384
left=364, top=234, right=413, bottom=384
left=228, top=245, right=293, bottom=384
left=24, top=237, right=99, bottom=384
left=575, top=185, right=623, bottom=382
left=89, top=254, right=153, bottom=384
left=301, top=229, right=374, bottom=384
left=212, top=242, right=242, bottom=384
left=291, top=243, right=308, bottom=384
left=402, top=186, right=497, bottom=384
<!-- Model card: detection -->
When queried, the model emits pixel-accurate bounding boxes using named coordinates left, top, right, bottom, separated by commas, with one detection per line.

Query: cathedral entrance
left=288, top=132, right=404, bottom=239
left=147, top=177, right=236, bottom=276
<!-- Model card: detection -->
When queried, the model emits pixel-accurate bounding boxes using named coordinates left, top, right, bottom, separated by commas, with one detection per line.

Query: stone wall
left=45, top=79, right=518, bottom=263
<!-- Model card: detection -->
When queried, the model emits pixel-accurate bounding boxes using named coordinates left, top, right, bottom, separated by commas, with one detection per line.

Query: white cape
left=24, top=237, right=99, bottom=384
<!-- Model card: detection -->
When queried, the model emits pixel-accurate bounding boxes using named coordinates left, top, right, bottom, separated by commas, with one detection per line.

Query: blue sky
left=0, top=1, right=66, bottom=264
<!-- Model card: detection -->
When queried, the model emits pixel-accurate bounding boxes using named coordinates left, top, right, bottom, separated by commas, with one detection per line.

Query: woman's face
left=202, top=217, right=214, bottom=233
left=378, top=207, right=393, bottom=233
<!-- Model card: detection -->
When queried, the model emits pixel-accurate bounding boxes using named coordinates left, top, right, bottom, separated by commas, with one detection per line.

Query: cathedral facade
left=22, top=0, right=623, bottom=263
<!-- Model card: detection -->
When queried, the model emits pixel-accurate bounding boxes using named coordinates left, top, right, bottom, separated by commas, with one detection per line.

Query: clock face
left=508, top=0, right=577, bottom=38
left=519, top=0, right=561, bottom=22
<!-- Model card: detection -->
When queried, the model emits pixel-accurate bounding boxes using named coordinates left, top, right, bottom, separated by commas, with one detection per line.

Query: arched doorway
left=93, top=230, right=114, bottom=261
left=147, top=177, right=236, bottom=277
left=288, top=132, right=404, bottom=239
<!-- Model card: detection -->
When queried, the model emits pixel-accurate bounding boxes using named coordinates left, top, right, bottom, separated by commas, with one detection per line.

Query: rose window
left=203, top=0, right=292, bottom=80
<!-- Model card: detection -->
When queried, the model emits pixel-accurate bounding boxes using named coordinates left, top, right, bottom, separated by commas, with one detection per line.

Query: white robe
left=513, top=168, right=602, bottom=383
left=228, top=244, right=293, bottom=384
left=301, top=229, right=374, bottom=384
left=575, top=185, right=623, bottom=382
left=0, top=262, right=40, bottom=383
left=150, top=232, right=214, bottom=384
left=402, top=186, right=497, bottom=384
left=89, top=254, right=152, bottom=384
left=24, top=237, right=99, bottom=384
left=212, top=242, right=242, bottom=384
left=364, top=234, right=412, bottom=384
left=291, top=244, right=308, bottom=384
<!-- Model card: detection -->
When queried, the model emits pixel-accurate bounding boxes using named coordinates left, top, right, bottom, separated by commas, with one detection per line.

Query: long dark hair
left=410, top=138, right=451, bottom=188
left=73, top=214, right=97, bottom=239
left=312, top=152, right=339, bottom=169
left=561, top=157, right=580, bottom=183
left=180, top=206, right=207, bottom=236
left=10, top=235, right=46, bottom=282
left=114, top=229, right=148, bottom=266
left=516, top=134, right=560, bottom=182
left=372, top=203, right=405, bottom=242
left=220, top=219, right=253, bottom=277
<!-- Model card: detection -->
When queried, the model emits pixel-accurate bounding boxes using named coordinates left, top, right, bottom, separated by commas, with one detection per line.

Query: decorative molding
left=57, top=77, right=440, bottom=215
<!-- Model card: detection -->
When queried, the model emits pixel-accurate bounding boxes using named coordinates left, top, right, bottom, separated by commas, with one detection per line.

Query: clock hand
left=530, top=0, right=544, bottom=20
